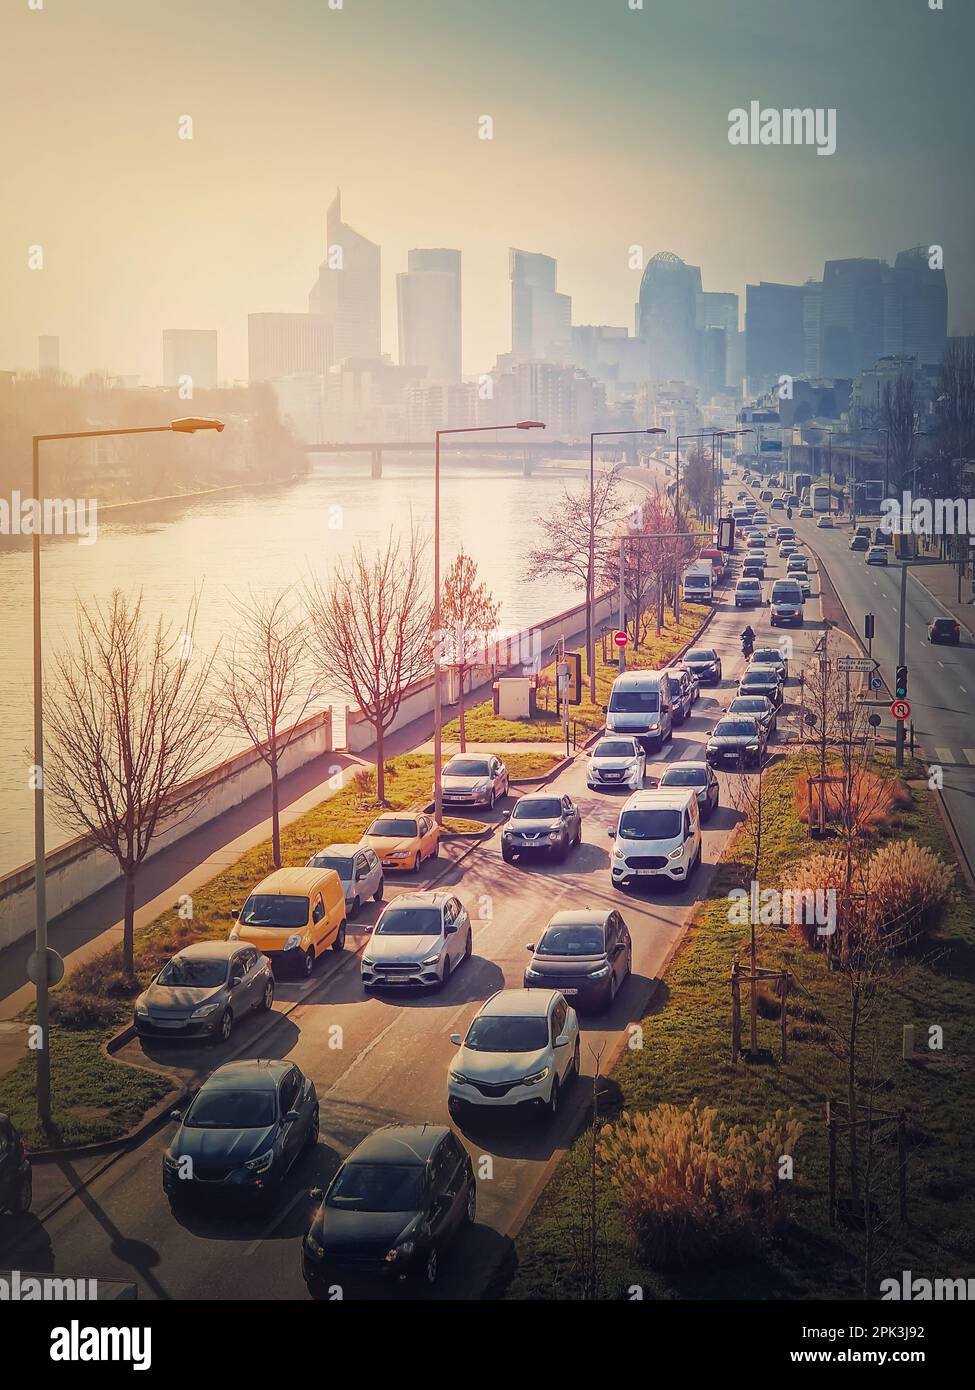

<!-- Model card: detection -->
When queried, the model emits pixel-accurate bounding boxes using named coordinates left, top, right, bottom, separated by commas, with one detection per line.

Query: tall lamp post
left=433, top=421, right=545, bottom=827
left=588, top=427, right=665, bottom=699
left=673, top=430, right=726, bottom=620
left=31, top=416, right=224, bottom=1125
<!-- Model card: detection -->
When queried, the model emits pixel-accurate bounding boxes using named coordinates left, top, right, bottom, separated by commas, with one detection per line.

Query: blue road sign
left=870, top=676, right=883, bottom=690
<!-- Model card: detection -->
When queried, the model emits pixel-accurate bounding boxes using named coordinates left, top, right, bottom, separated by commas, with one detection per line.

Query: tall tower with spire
left=308, top=190, right=381, bottom=364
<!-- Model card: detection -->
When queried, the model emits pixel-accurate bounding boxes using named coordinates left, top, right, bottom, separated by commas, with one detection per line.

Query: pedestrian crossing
left=923, top=746, right=975, bottom=767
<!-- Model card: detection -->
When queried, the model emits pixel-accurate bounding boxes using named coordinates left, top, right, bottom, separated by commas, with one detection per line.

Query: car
left=682, top=647, right=723, bottom=685
left=865, top=546, right=888, bottom=566
left=874, top=527, right=889, bottom=544
left=849, top=535, right=870, bottom=552
left=608, top=787, right=702, bottom=890
left=0, top=1112, right=31, bottom=1217
left=786, top=552, right=808, bottom=571
left=439, top=753, right=508, bottom=809
left=672, top=661, right=700, bottom=702
left=929, top=616, right=961, bottom=645
left=361, top=891, right=472, bottom=991
left=775, top=526, right=796, bottom=541
left=816, top=515, right=834, bottom=528
left=854, top=525, right=872, bottom=540
left=752, top=511, right=768, bottom=525
left=749, top=646, right=789, bottom=681
left=770, top=581, right=804, bottom=627
left=524, top=909, right=632, bottom=1012
left=735, top=579, right=763, bottom=607
left=502, top=792, right=582, bottom=862
left=605, top=669, right=674, bottom=750
left=670, top=667, right=696, bottom=723
left=728, top=694, right=778, bottom=739
left=737, top=667, right=784, bottom=709
left=360, top=812, right=440, bottom=874
left=448, top=988, right=580, bottom=1119
left=586, top=735, right=646, bottom=791
left=741, top=559, right=765, bottom=580
left=778, top=542, right=797, bottom=558
left=737, top=490, right=747, bottom=501
left=163, top=1059, right=318, bottom=1208
left=657, top=758, right=720, bottom=820
left=307, top=843, right=383, bottom=917
left=771, top=498, right=786, bottom=511
left=706, top=716, right=767, bottom=769
left=746, top=535, right=767, bottom=551
left=759, top=489, right=773, bottom=502
left=795, top=572, right=812, bottom=597
left=230, top=867, right=347, bottom=977
left=302, top=1125, right=475, bottom=1291
left=134, top=941, right=274, bottom=1044
left=799, top=505, right=814, bottom=518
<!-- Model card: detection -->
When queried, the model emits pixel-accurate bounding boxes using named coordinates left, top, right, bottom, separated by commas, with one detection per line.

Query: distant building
left=324, top=356, right=425, bottom=439
left=645, top=380, right=701, bottom=442
left=162, top=329, right=218, bottom=391
left=801, top=281, right=823, bottom=378
left=883, top=245, right=947, bottom=366
left=696, top=291, right=739, bottom=390
left=745, top=281, right=806, bottom=394
left=247, top=313, right=332, bottom=384
left=487, top=359, right=603, bottom=437
left=510, top=250, right=571, bottom=362
left=821, top=258, right=886, bottom=380
left=308, top=190, right=381, bottom=364
left=405, top=380, right=477, bottom=437
left=637, top=253, right=702, bottom=386
left=272, top=374, right=327, bottom=446
left=397, top=249, right=462, bottom=381
left=38, top=335, right=60, bottom=376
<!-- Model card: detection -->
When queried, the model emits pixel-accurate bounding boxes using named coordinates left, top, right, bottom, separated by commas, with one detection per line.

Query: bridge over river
left=304, top=438, right=657, bottom=477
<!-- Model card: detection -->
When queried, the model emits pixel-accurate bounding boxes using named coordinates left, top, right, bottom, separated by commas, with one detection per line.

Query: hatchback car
left=742, top=558, right=766, bottom=580
left=735, top=579, right=763, bottom=607
left=929, top=616, right=961, bottom=645
left=438, top=754, right=508, bottom=809
left=854, top=525, right=872, bottom=540
left=786, top=554, right=809, bottom=574
left=501, top=793, right=582, bottom=863
left=307, top=843, right=384, bottom=917
left=816, top=515, right=834, bottom=528
left=799, top=505, right=814, bottom=518
left=163, top=1059, right=318, bottom=1208
left=670, top=667, right=696, bottom=723
left=302, top=1125, right=475, bottom=1291
left=777, top=542, right=797, bottom=558
left=849, top=534, right=870, bottom=552
left=865, top=546, right=888, bottom=566
left=524, top=909, right=632, bottom=1012
left=771, top=498, right=785, bottom=511
left=657, top=758, right=720, bottom=820
left=448, top=989, right=580, bottom=1120
left=682, top=647, right=722, bottom=685
left=749, top=646, right=788, bottom=681
left=0, top=1112, right=31, bottom=1217
left=728, top=694, right=778, bottom=739
left=360, top=813, right=440, bottom=874
left=586, top=735, right=646, bottom=791
left=134, top=941, right=273, bottom=1044
left=361, top=891, right=472, bottom=991
left=706, top=716, right=767, bottom=769
left=738, top=667, right=784, bottom=709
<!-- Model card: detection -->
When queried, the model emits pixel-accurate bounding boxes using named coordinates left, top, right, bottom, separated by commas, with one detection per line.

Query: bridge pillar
left=370, top=447, right=382, bottom=479
left=522, top=448, right=532, bottom=478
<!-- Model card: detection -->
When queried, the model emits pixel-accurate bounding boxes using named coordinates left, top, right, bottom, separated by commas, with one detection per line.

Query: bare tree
left=217, top=588, right=319, bottom=868
left=306, top=526, right=431, bottom=804
left=883, top=374, right=920, bottom=486
left=440, top=551, right=501, bottom=752
left=683, top=445, right=717, bottom=526
left=44, top=592, right=219, bottom=977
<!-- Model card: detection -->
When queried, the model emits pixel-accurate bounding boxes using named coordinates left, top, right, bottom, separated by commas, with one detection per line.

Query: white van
left=608, top=788, right=702, bottom=891
left=681, top=562, right=713, bottom=605
left=605, top=670, right=674, bottom=752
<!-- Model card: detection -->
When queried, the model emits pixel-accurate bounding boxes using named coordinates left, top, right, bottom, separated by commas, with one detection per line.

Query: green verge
left=504, top=751, right=975, bottom=1300
left=2, top=749, right=552, bottom=1150
left=442, top=604, right=710, bottom=746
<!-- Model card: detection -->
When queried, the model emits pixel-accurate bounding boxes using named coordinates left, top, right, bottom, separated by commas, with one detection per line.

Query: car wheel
left=374, top=877, right=384, bottom=902
left=303, top=948, right=316, bottom=977
left=488, top=790, right=496, bottom=811
left=502, top=847, right=514, bottom=863
left=350, top=896, right=360, bottom=919
left=306, top=1105, right=320, bottom=1150
left=332, top=921, right=346, bottom=952
left=412, top=853, right=420, bottom=873
left=463, top=930, right=472, bottom=959
left=261, top=979, right=274, bottom=1012
left=547, top=1075, right=561, bottom=1118
left=465, top=1181, right=477, bottom=1225
left=440, top=957, right=451, bottom=991
left=15, top=1171, right=32, bottom=1215
left=218, top=1008, right=233, bottom=1044
left=423, top=1246, right=439, bottom=1286
left=569, top=1038, right=581, bottom=1081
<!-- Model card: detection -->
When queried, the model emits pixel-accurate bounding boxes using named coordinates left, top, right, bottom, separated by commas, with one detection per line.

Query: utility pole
left=895, top=561, right=908, bottom=768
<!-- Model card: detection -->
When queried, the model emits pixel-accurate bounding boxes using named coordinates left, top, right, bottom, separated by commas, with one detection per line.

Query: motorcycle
left=740, top=629, right=755, bottom=658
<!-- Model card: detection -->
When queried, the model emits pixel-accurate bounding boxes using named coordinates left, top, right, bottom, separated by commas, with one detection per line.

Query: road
left=0, top=521, right=831, bottom=1301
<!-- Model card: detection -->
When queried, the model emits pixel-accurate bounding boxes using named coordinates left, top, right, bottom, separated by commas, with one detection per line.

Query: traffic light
left=864, top=614, right=875, bottom=641
left=895, top=665, right=908, bottom=698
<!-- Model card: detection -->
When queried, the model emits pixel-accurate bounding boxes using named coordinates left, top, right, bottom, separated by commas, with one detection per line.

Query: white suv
left=448, top=989, right=580, bottom=1120
left=362, top=891, right=471, bottom=991
left=608, top=788, right=702, bottom=891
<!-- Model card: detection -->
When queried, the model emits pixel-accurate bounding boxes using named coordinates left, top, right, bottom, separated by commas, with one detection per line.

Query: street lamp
left=432, top=421, right=545, bottom=827
left=30, top=416, right=224, bottom=1126
left=588, top=428, right=665, bottom=699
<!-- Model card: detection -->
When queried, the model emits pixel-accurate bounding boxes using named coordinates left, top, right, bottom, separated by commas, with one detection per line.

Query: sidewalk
left=909, top=555, right=975, bottom=636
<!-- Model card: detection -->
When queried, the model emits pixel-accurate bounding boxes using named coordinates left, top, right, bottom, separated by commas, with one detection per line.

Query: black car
left=134, top=941, right=274, bottom=1044
left=0, top=1112, right=31, bottom=1217
left=682, top=647, right=723, bottom=685
left=657, top=759, right=720, bottom=820
left=728, top=694, right=778, bottom=738
left=163, top=1059, right=318, bottom=1208
left=706, top=716, right=767, bottom=768
left=929, top=616, right=961, bottom=645
left=302, top=1125, right=475, bottom=1290
left=670, top=668, right=695, bottom=724
left=849, top=535, right=870, bottom=552
left=501, top=793, right=581, bottom=863
left=749, top=646, right=789, bottom=682
left=524, top=909, right=631, bottom=1011
left=737, top=668, right=784, bottom=709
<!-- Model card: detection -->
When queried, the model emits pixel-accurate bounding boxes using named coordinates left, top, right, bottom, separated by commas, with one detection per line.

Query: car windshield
left=465, top=1016, right=550, bottom=1052
left=660, top=766, right=707, bottom=788
left=741, top=672, right=772, bottom=686
left=617, top=808, right=682, bottom=840
left=367, top=818, right=417, bottom=837
left=376, top=906, right=442, bottom=935
left=239, top=894, right=308, bottom=928
left=512, top=797, right=562, bottom=820
left=594, top=740, right=637, bottom=758
left=157, top=956, right=228, bottom=988
left=752, top=651, right=780, bottom=663
left=608, top=690, right=659, bottom=712
left=184, top=1089, right=276, bottom=1129
left=446, top=759, right=490, bottom=777
left=308, top=855, right=354, bottom=878
left=737, top=581, right=759, bottom=591
left=714, top=719, right=757, bottom=737
left=731, top=698, right=767, bottom=714
left=686, top=649, right=716, bottom=664
left=773, top=588, right=801, bottom=602
left=536, top=925, right=605, bottom=956
left=327, top=1163, right=426, bottom=1212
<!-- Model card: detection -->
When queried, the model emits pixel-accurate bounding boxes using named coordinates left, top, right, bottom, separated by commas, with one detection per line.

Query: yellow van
left=230, top=867, right=347, bottom=977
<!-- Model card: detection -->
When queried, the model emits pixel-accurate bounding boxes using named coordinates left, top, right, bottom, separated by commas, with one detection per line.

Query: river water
left=0, top=455, right=636, bottom=875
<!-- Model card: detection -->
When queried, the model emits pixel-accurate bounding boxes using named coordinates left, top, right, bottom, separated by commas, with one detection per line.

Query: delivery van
left=230, top=866, right=347, bottom=977
left=605, top=670, right=673, bottom=751
left=608, top=787, right=702, bottom=891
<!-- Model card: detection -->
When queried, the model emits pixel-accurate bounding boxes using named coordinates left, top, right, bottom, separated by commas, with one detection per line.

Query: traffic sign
left=837, top=656, right=880, bottom=673
left=27, top=947, right=65, bottom=988
left=891, top=699, right=911, bottom=721
left=870, top=676, right=883, bottom=690
left=613, top=630, right=629, bottom=649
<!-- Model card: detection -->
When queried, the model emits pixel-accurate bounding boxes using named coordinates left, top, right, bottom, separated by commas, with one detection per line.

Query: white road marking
left=965, top=750, right=975, bottom=766
left=935, top=747, right=954, bottom=763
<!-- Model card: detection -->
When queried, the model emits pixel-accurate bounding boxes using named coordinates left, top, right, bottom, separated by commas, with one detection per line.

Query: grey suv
left=307, top=843, right=383, bottom=917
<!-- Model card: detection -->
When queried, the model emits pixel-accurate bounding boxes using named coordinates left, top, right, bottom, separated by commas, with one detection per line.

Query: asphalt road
left=0, top=526, right=831, bottom=1302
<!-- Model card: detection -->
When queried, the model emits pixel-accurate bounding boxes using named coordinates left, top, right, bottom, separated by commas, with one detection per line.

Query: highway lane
left=0, top=530, right=828, bottom=1301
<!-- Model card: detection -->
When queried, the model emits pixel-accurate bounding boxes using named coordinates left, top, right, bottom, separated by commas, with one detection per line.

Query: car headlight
left=162, top=1150, right=179, bottom=1169
left=524, top=967, right=544, bottom=980
left=190, top=1002, right=221, bottom=1018
left=228, top=929, right=239, bottom=941
left=448, top=1069, right=471, bottom=1084
left=421, top=953, right=442, bottom=967
left=521, top=1067, right=550, bottom=1087
left=668, top=847, right=685, bottom=860
left=612, top=849, right=624, bottom=859
left=648, top=722, right=659, bottom=731
left=244, top=1148, right=274, bottom=1173
left=474, top=780, right=492, bottom=792
left=588, top=965, right=611, bottom=979
left=746, top=742, right=759, bottom=751
left=135, top=1001, right=149, bottom=1016
left=305, top=1233, right=325, bottom=1260
left=384, top=1240, right=415, bottom=1264
left=389, top=850, right=411, bottom=859
left=284, top=932, right=302, bottom=951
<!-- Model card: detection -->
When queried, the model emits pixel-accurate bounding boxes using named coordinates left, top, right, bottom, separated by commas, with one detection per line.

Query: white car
left=586, top=735, right=646, bottom=791
left=306, top=843, right=383, bottom=918
left=448, top=988, right=580, bottom=1119
left=816, top=515, right=834, bottom=529
left=361, top=891, right=471, bottom=991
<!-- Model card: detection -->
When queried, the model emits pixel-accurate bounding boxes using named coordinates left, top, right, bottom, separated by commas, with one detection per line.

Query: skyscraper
left=637, top=253, right=702, bottom=385
left=745, top=282, right=805, bottom=392
left=247, top=313, right=332, bottom=383
left=308, top=190, right=381, bottom=365
left=397, top=249, right=462, bottom=381
left=696, top=290, right=739, bottom=389
left=821, top=259, right=885, bottom=379
left=884, top=246, right=948, bottom=366
left=509, top=249, right=571, bottom=361
left=162, top=329, right=218, bottom=391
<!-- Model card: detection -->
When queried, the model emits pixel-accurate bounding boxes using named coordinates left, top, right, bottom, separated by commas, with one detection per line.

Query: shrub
left=596, top=1099, right=802, bottom=1268
left=352, top=767, right=376, bottom=801
left=50, top=989, right=124, bottom=1031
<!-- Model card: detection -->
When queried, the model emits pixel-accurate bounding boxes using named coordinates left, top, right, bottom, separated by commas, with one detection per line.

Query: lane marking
left=935, top=747, right=954, bottom=763
left=965, top=750, right=975, bottom=766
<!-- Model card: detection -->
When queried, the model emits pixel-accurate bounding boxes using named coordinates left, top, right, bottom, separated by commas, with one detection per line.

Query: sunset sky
left=3, top=0, right=972, bottom=383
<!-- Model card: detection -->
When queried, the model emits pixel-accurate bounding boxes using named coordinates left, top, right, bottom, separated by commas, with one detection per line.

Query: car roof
left=546, top=908, right=609, bottom=927
left=253, top=867, right=337, bottom=895
left=204, top=1059, right=291, bottom=1090
left=383, top=890, right=451, bottom=908
left=611, top=669, right=665, bottom=686
left=313, top=843, right=362, bottom=856
left=621, top=788, right=695, bottom=809
left=479, top=987, right=557, bottom=1017
left=661, top=758, right=709, bottom=773
left=175, top=941, right=242, bottom=960
left=445, top=752, right=492, bottom=763
left=346, top=1123, right=449, bottom=1166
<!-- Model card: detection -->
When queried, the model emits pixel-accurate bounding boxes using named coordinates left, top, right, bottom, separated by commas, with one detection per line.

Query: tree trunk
left=122, top=870, right=137, bottom=979
left=585, top=572, right=594, bottom=698
left=458, top=668, right=467, bottom=753
left=270, top=752, right=281, bottom=868
left=375, top=721, right=385, bottom=803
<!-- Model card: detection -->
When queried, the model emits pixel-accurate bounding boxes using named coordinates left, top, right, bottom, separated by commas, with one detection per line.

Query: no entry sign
left=613, top=630, right=629, bottom=648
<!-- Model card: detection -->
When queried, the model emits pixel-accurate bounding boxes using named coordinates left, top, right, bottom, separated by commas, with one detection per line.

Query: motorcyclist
left=786, top=506, right=793, bottom=520
left=740, top=625, right=756, bottom=655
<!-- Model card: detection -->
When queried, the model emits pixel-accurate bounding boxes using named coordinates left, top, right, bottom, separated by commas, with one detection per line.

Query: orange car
left=359, top=812, right=440, bottom=873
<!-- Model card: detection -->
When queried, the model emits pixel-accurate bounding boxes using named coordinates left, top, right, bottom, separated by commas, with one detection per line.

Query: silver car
left=361, top=891, right=472, bottom=991
left=439, top=754, right=509, bottom=809
left=134, top=941, right=273, bottom=1044
left=586, top=736, right=646, bottom=791
left=307, top=843, right=383, bottom=917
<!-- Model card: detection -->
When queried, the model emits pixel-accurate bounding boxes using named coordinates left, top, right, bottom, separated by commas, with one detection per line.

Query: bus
left=853, top=478, right=886, bottom=514
left=810, top=484, right=834, bottom=513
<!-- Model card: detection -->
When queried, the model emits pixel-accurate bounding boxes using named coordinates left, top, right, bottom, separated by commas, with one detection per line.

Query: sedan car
left=524, top=909, right=632, bottom=1011
left=735, top=579, right=763, bottom=607
left=302, top=1125, right=475, bottom=1291
left=361, top=891, right=471, bottom=991
left=728, top=694, right=778, bottom=739
left=163, top=1059, right=318, bottom=1208
left=360, top=813, right=440, bottom=873
left=438, top=754, right=508, bottom=809
left=0, top=1112, right=31, bottom=1217
left=745, top=534, right=767, bottom=551
left=586, top=735, right=646, bottom=791
left=929, top=616, right=961, bottom=645
left=770, top=498, right=786, bottom=511
left=448, top=988, right=580, bottom=1120
left=794, top=572, right=812, bottom=597
left=816, top=515, right=834, bottom=528
left=134, top=941, right=274, bottom=1044
left=865, top=546, right=888, bottom=566
left=737, top=667, right=784, bottom=709
left=741, top=559, right=766, bottom=581
left=307, top=843, right=383, bottom=917
left=849, top=534, right=870, bottom=552
left=670, top=667, right=696, bottom=723
left=749, top=646, right=789, bottom=681
left=799, top=505, right=814, bottom=518
left=777, top=542, right=798, bottom=558
left=706, top=716, right=767, bottom=769
left=501, top=793, right=582, bottom=862
left=657, top=759, right=720, bottom=820
left=682, top=647, right=723, bottom=685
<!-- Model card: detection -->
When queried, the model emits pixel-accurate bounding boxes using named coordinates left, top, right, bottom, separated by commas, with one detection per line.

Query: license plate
left=152, top=1018, right=183, bottom=1028
left=636, top=868, right=659, bottom=876
left=560, top=988, right=578, bottom=995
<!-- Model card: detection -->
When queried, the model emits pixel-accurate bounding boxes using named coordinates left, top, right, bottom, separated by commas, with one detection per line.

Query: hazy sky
left=3, top=0, right=972, bottom=383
